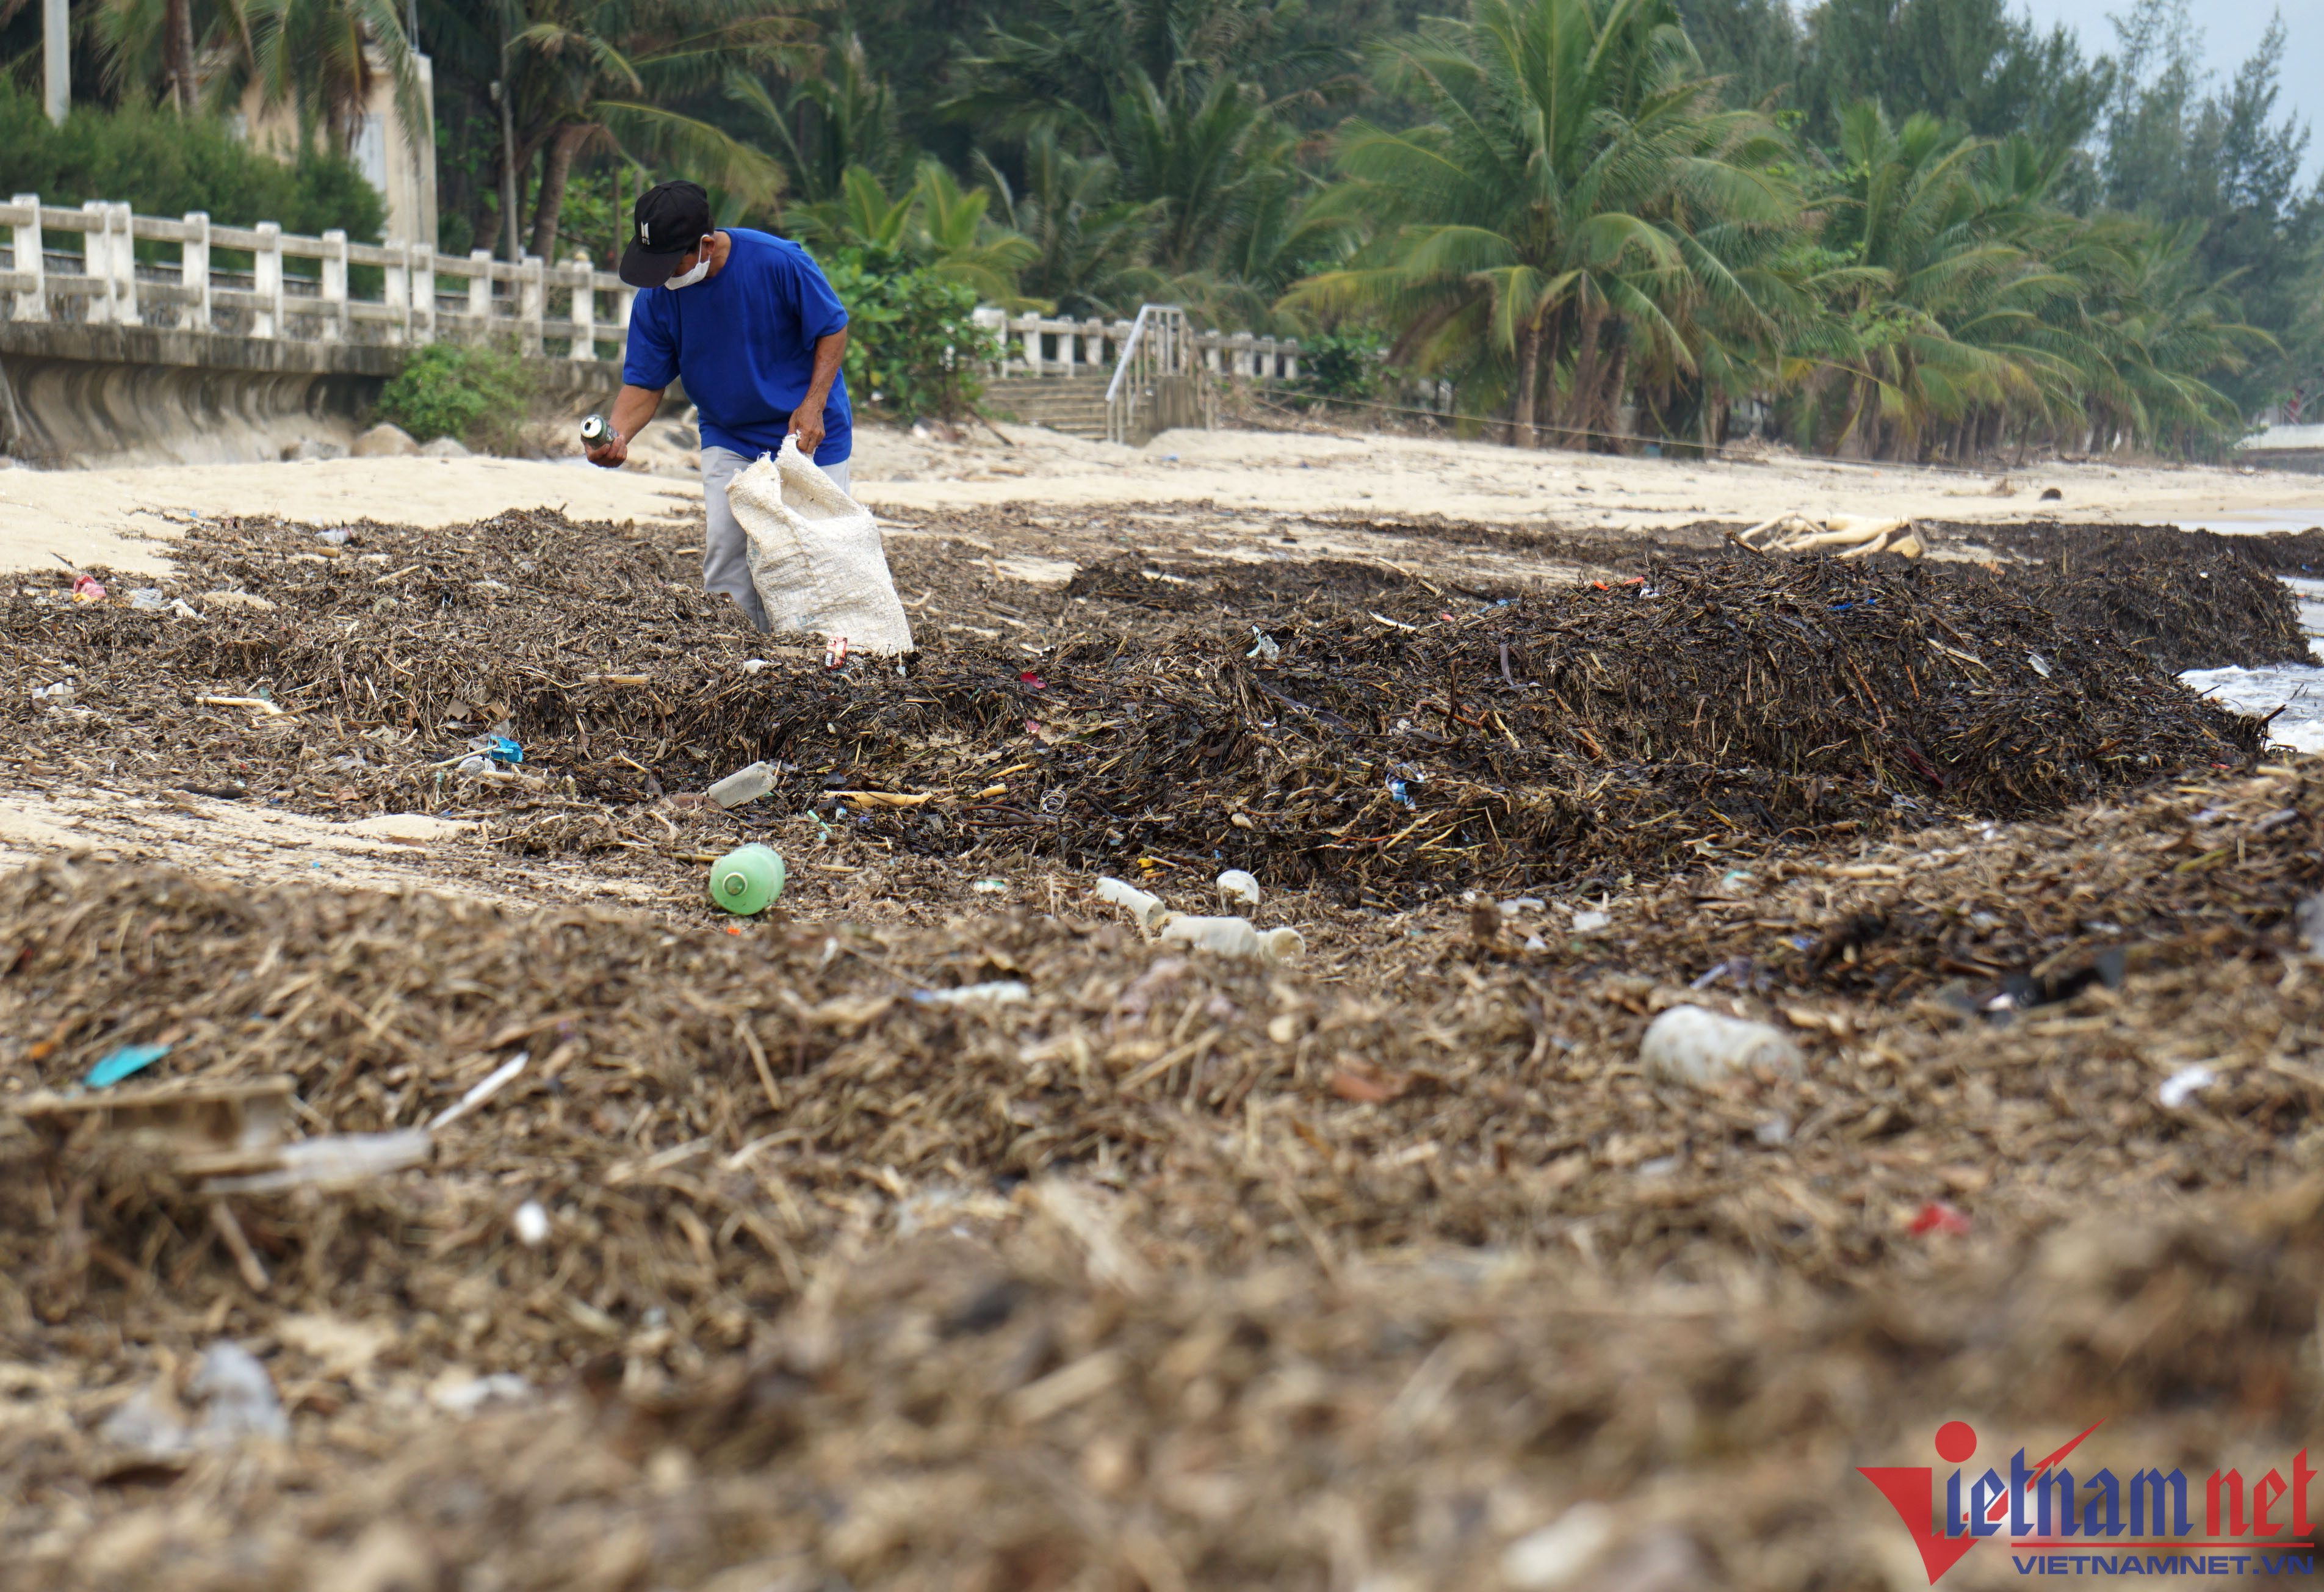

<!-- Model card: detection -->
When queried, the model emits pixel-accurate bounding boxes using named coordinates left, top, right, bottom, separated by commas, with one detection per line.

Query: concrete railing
left=1, top=195, right=633, bottom=361
left=973, top=307, right=1301, bottom=382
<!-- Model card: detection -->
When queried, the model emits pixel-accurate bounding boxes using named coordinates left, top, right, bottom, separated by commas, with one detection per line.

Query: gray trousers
left=702, top=444, right=853, bottom=634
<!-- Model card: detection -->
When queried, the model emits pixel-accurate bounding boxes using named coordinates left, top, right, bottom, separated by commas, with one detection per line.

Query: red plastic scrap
left=1908, top=1200, right=1971, bottom=1237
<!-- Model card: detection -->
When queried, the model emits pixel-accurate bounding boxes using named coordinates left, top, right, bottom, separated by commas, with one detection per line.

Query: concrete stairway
left=984, top=374, right=1110, bottom=441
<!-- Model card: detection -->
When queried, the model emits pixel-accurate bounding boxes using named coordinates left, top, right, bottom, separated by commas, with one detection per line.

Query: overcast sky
left=2011, top=0, right=2321, bottom=183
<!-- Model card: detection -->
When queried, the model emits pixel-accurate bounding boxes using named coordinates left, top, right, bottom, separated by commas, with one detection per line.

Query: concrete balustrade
left=972, top=306, right=1302, bottom=383
left=0, top=195, right=636, bottom=360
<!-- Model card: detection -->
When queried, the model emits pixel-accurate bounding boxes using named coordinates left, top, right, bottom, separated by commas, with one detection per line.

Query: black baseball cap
left=619, top=181, right=713, bottom=288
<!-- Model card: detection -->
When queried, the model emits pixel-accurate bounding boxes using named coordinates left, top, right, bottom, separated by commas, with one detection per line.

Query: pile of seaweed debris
left=2, top=511, right=2262, bottom=900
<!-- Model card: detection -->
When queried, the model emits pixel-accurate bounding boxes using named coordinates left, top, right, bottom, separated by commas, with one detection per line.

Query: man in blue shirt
left=585, top=179, right=852, bottom=632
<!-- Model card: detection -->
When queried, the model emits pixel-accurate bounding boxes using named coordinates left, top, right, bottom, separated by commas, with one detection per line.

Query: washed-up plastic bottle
left=707, top=844, right=786, bottom=915
left=707, top=761, right=776, bottom=808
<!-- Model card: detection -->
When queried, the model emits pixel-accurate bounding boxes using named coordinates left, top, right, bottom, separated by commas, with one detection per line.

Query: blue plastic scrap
left=87, top=1043, right=173, bottom=1088
left=488, top=737, right=523, bottom=764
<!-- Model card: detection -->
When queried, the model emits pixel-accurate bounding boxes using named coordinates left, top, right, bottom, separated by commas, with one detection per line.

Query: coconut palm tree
left=975, top=129, right=1169, bottom=318
left=1290, top=0, right=1797, bottom=447
left=790, top=162, right=1043, bottom=308
left=726, top=31, right=907, bottom=208
left=93, top=0, right=421, bottom=146
left=495, top=0, right=807, bottom=259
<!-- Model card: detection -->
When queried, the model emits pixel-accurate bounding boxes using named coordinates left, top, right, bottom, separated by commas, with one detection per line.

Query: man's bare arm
left=787, top=329, right=848, bottom=456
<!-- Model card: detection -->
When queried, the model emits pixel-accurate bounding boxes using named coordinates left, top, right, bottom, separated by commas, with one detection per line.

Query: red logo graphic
left=1860, top=1420, right=2104, bottom=1583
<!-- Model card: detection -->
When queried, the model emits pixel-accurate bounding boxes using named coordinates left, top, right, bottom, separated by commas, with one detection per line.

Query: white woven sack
left=727, top=436, right=915, bottom=655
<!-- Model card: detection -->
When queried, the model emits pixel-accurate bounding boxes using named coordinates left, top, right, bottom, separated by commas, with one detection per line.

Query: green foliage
left=1290, top=330, right=1390, bottom=402
left=374, top=343, right=530, bottom=450
left=0, top=78, right=384, bottom=242
left=1294, top=0, right=1799, bottom=443
left=2099, top=1, right=2323, bottom=417
left=1795, top=0, right=2108, bottom=156
left=822, top=250, right=1002, bottom=422
left=792, top=163, right=1041, bottom=308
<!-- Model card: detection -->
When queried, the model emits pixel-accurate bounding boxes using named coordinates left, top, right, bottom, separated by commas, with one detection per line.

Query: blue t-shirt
left=622, top=228, right=852, bottom=465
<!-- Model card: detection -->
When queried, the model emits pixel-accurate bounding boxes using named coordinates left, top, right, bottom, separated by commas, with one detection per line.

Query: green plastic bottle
left=707, top=844, right=787, bottom=915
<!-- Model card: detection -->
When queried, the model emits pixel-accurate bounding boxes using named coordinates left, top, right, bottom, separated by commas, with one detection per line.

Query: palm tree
left=230, top=0, right=423, bottom=147
left=975, top=130, right=1169, bottom=318
left=726, top=31, right=906, bottom=208
left=1291, top=0, right=1797, bottom=447
left=496, top=0, right=808, bottom=259
left=790, top=162, right=1042, bottom=308
left=93, top=0, right=422, bottom=147
left=1110, top=68, right=1298, bottom=278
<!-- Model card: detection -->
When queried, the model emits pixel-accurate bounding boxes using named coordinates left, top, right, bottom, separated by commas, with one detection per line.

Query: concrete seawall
left=0, top=322, right=622, bottom=468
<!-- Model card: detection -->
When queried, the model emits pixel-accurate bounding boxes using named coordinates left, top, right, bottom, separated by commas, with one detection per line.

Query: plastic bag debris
left=204, top=1129, right=433, bottom=1193
left=972, top=878, right=1008, bottom=894
left=31, top=681, right=75, bottom=706
left=71, top=573, right=107, bottom=601
left=914, top=980, right=1032, bottom=1007
left=86, top=1042, right=173, bottom=1088
left=1501, top=1503, right=1615, bottom=1590
left=190, top=1341, right=289, bottom=1446
left=1216, top=869, right=1261, bottom=908
left=1640, top=1005, right=1803, bottom=1088
left=430, top=1372, right=532, bottom=1416
left=707, top=761, right=778, bottom=809
left=100, top=1342, right=289, bottom=1457
left=98, top=1384, right=193, bottom=1457
left=1247, top=628, right=1282, bottom=662
left=2300, top=893, right=2324, bottom=959
left=129, top=587, right=167, bottom=610
left=2158, top=1063, right=2217, bottom=1108
left=1569, top=910, right=1612, bottom=934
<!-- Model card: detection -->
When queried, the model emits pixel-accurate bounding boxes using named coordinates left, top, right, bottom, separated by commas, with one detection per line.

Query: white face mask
left=664, top=237, right=714, bottom=291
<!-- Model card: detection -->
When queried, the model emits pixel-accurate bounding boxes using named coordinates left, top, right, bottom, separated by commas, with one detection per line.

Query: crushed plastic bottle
left=1155, top=914, right=1304, bottom=963
left=1640, top=1005, right=1803, bottom=1088
left=707, top=761, right=777, bottom=808
left=316, top=527, right=352, bottom=546
left=129, top=587, right=167, bottom=610
left=1096, top=876, right=1167, bottom=935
